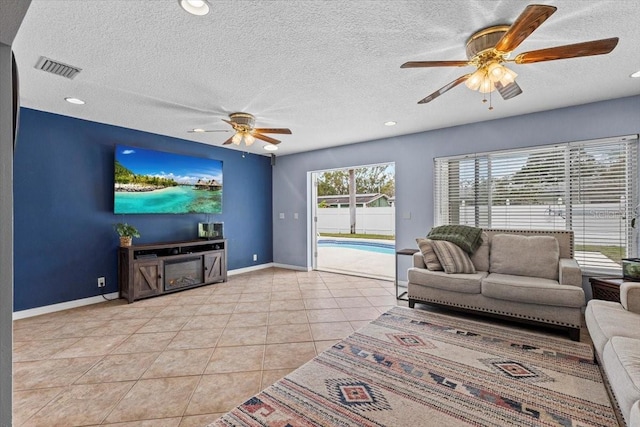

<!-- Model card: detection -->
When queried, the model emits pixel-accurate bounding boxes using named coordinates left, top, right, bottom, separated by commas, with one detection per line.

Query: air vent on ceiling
left=35, top=56, right=82, bottom=79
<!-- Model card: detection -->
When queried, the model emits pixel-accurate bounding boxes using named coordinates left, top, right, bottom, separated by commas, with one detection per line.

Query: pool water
left=318, top=240, right=395, bottom=255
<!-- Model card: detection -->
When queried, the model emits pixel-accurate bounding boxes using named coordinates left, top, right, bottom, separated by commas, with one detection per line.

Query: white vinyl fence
left=317, top=207, right=395, bottom=235
left=457, top=203, right=627, bottom=245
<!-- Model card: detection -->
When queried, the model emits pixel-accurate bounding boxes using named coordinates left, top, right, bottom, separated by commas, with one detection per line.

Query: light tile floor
left=12, top=268, right=403, bottom=426
left=12, top=267, right=590, bottom=426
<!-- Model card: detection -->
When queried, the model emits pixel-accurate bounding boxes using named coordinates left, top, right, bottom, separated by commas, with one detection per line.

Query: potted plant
left=114, top=223, right=140, bottom=247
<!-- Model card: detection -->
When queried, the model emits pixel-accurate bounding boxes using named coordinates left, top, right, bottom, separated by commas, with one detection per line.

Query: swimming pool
left=317, top=239, right=395, bottom=255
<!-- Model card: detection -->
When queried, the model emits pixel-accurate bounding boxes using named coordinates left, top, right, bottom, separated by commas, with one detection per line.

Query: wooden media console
left=118, top=239, right=227, bottom=303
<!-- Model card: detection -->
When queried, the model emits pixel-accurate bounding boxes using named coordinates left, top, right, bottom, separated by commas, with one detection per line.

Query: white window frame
left=434, top=135, right=639, bottom=275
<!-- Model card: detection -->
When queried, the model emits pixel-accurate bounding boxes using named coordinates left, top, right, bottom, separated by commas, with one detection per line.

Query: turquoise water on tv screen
left=114, top=186, right=222, bottom=214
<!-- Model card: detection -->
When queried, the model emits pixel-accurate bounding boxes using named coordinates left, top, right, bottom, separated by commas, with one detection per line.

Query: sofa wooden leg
left=568, top=327, right=581, bottom=342
left=408, top=299, right=415, bottom=308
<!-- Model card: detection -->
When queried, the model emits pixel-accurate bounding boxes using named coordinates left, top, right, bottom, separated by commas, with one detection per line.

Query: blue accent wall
left=14, top=108, right=273, bottom=311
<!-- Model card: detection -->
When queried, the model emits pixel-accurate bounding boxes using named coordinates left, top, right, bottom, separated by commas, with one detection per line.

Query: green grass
left=575, top=245, right=625, bottom=264
left=319, top=233, right=395, bottom=241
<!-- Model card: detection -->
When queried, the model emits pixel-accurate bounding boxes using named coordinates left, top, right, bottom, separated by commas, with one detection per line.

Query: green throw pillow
left=427, top=225, right=483, bottom=254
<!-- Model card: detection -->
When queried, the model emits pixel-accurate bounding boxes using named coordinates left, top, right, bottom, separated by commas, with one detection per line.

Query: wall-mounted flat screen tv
left=114, top=145, right=223, bottom=214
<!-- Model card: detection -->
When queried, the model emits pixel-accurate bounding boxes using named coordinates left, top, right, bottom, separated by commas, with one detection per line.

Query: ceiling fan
left=189, top=112, right=292, bottom=147
left=401, top=4, right=619, bottom=109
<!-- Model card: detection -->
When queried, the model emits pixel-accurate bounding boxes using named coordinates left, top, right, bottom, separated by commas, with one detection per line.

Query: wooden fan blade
left=494, top=4, right=557, bottom=53
left=254, top=128, right=292, bottom=135
left=221, top=118, right=240, bottom=130
left=514, top=37, right=619, bottom=64
left=252, top=132, right=281, bottom=145
left=222, top=136, right=234, bottom=145
left=401, top=60, right=470, bottom=68
left=417, top=74, right=471, bottom=104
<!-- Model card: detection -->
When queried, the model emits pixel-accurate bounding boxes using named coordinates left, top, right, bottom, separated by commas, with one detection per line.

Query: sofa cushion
left=407, top=267, right=485, bottom=294
left=630, top=401, right=640, bottom=427
left=621, top=281, right=640, bottom=314
left=602, top=337, right=640, bottom=426
left=482, top=273, right=585, bottom=307
left=430, top=240, right=476, bottom=274
left=415, top=238, right=443, bottom=271
left=470, top=231, right=489, bottom=272
left=490, top=234, right=559, bottom=280
left=585, top=299, right=640, bottom=357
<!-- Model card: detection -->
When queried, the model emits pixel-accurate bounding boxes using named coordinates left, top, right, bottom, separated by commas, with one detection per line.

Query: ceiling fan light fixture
left=244, top=133, right=256, bottom=146
left=465, top=69, right=484, bottom=91
left=178, top=0, right=210, bottom=16
left=487, top=62, right=506, bottom=82
left=499, top=67, right=518, bottom=86
left=232, top=133, right=243, bottom=145
left=478, top=78, right=495, bottom=94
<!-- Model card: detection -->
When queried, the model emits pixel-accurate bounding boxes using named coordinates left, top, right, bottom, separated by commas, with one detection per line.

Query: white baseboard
left=13, top=263, right=312, bottom=320
left=273, top=263, right=311, bottom=272
left=228, top=263, right=275, bottom=276
left=13, top=292, right=119, bottom=320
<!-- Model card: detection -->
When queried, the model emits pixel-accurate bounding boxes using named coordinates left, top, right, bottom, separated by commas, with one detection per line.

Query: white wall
left=272, top=96, right=640, bottom=279
left=317, top=207, right=395, bottom=235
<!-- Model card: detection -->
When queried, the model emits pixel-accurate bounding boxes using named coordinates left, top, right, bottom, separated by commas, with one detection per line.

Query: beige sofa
left=408, top=229, right=585, bottom=340
left=585, top=282, right=640, bottom=426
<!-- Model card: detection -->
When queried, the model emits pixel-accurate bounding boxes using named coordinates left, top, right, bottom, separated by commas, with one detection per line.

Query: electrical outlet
left=253, top=254, right=258, bottom=261
left=97, top=277, right=105, bottom=288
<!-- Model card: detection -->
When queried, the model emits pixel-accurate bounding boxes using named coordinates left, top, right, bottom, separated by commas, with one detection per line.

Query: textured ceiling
left=11, top=0, right=640, bottom=156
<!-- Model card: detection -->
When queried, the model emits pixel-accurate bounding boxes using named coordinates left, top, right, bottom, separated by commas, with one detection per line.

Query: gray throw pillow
left=430, top=240, right=476, bottom=274
left=416, top=238, right=443, bottom=271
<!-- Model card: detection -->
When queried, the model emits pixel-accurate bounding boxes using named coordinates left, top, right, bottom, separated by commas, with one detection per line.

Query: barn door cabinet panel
left=132, top=260, right=162, bottom=300
left=204, top=251, right=227, bottom=283
left=118, top=239, right=227, bottom=303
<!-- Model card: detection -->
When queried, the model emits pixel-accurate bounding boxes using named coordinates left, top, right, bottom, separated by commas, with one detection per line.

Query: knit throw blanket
left=427, top=225, right=483, bottom=254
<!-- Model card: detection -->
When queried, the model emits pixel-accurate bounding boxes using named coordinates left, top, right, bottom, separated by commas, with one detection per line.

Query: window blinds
left=434, top=135, right=638, bottom=273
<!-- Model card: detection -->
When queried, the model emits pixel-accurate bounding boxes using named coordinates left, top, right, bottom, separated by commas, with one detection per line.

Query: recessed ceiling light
left=65, top=97, right=85, bottom=105
left=264, top=144, right=278, bottom=151
left=384, top=121, right=397, bottom=126
left=192, top=128, right=205, bottom=133
left=178, top=0, right=210, bottom=16
left=630, top=70, right=640, bottom=78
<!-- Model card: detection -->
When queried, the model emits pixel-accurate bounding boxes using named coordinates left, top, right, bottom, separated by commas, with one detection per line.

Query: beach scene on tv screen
left=114, top=145, right=223, bottom=214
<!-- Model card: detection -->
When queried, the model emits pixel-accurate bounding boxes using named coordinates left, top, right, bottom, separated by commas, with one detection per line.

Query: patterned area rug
left=209, top=306, right=618, bottom=426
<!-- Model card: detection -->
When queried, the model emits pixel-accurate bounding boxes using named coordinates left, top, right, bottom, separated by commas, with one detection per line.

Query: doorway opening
left=310, top=163, right=395, bottom=280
